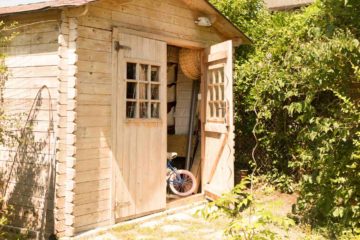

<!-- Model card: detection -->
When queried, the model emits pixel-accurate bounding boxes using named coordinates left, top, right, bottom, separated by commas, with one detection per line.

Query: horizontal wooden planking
left=97, top=0, right=194, bottom=22
left=5, top=77, right=59, bottom=89
left=77, top=25, right=112, bottom=42
left=3, top=98, right=57, bottom=105
left=74, top=179, right=110, bottom=195
left=77, top=37, right=112, bottom=52
left=77, top=83, right=112, bottom=95
left=77, top=106, right=111, bottom=117
left=89, top=0, right=222, bottom=43
left=0, top=14, right=59, bottom=235
left=0, top=154, right=56, bottom=165
left=77, top=72, right=112, bottom=84
left=16, top=22, right=59, bottom=35
left=8, top=66, right=59, bottom=78
left=77, top=94, right=111, bottom=105
left=111, top=9, right=218, bottom=42
left=5, top=54, right=59, bottom=68
left=3, top=192, right=53, bottom=207
left=4, top=182, right=54, bottom=200
left=76, top=147, right=111, bottom=161
left=78, top=16, right=112, bottom=31
left=74, top=209, right=111, bottom=228
left=3, top=10, right=61, bottom=24
left=74, top=218, right=111, bottom=234
left=2, top=44, right=59, bottom=56
left=10, top=31, right=59, bottom=47
left=77, top=49, right=111, bottom=63
left=7, top=204, right=55, bottom=224
left=75, top=168, right=110, bottom=183
left=87, top=3, right=213, bottom=36
left=74, top=189, right=110, bottom=206
left=73, top=199, right=110, bottom=217
left=76, top=136, right=110, bottom=147
left=75, top=158, right=110, bottom=172
left=77, top=116, right=111, bottom=127
left=77, top=60, right=112, bottom=74
left=2, top=104, right=57, bottom=115
left=2, top=87, right=58, bottom=99
left=76, top=127, right=110, bottom=139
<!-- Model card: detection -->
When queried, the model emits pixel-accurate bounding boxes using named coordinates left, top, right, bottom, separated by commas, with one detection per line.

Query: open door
left=113, top=32, right=167, bottom=220
left=202, top=40, right=235, bottom=199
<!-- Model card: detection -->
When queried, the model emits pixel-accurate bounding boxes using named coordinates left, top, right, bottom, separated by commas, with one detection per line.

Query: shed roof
left=0, top=0, right=251, bottom=45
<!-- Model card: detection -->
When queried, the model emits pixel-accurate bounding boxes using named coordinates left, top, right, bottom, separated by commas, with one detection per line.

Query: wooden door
left=202, top=40, right=235, bottom=199
left=113, top=32, right=167, bottom=220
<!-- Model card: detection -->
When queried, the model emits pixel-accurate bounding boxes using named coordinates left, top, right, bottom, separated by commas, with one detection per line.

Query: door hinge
left=114, top=41, right=131, bottom=52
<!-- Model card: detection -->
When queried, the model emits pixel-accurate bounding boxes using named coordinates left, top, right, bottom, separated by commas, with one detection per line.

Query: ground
left=76, top=204, right=230, bottom=240
left=75, top=190, right=327, bottom=240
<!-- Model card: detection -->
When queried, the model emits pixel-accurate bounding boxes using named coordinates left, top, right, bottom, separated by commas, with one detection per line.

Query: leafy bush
left=199, top=177, right=295, bottom=240
left=211, top=0, right=360, bottom=236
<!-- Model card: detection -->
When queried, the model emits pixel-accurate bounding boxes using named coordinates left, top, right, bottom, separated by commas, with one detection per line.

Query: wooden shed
left=0, top=0, right=250, bottom=238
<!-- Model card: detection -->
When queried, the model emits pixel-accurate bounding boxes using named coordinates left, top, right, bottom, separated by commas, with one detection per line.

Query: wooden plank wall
left=73, top=6, right=113, bottom=234
left=0, top=11, right=61, bottom=237
left=72, top=0, right=224, bottom=233
left=80, top=0, right=224, bottom=47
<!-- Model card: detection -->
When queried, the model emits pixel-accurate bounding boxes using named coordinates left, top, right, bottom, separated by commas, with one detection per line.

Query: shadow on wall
left=0, top=86, right=56, bottom=239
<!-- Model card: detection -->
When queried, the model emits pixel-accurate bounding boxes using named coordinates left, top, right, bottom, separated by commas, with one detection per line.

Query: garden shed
left=0, top=0, right=250, bottom=238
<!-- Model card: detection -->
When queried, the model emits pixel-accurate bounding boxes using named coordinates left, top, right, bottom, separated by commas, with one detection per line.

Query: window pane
left=220, top=102, right=226, bottom=118
left=218, top=69, right=224, bottom=83
left=127, top=82, right=137, bottom=99
left=209, top=87, right=214, bottom=101
left=151, top=85, right=160, bottom=100
left=140, top=102, right=149, bottom=119
left=127, top=63, right=137, bottom=80
left=139, top=83, right=148, bottom=100
left=209, top=102, right=214, bottom=118
left=219, top=85, right=224, bottom=100
left=140, top=64, right=148, bottom=81
left=126, top=102, right=136, bottom=118
left=215, top=102, right=220, bottom=118
left=209, top=71, right=214, bottom=84
left=215, top=86, right=219, bottom=100
left=151, top=103, right=160, bottom=118
left=151, top=66, right=160, bottom=82
left=213, top=71, right=218, bottom=84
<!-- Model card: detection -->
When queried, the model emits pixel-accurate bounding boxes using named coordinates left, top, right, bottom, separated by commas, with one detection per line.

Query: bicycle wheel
left=169, top=169, right=197, bottom=197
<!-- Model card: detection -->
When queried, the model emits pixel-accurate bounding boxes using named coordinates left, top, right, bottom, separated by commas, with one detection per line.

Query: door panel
left=114, top=33, right=167, bottom=220
left=202, top=40, right=235, bottom=199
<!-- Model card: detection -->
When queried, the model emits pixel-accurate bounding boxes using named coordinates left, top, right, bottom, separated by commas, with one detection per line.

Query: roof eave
left=0, top=0, right=97, bottom=16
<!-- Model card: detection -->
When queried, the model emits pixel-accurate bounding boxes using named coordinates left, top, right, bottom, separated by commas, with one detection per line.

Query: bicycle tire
left=169, top=169, right=197, bottom=197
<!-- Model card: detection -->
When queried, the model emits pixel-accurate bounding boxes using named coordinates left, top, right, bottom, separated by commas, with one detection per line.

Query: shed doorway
left=113, top=31, right=235, bottom=221
left=166, top=46, right=202, bottom=205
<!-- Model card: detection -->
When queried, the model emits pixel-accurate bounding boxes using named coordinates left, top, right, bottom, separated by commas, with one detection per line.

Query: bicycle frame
left=167, top=161, right=183, bottom=185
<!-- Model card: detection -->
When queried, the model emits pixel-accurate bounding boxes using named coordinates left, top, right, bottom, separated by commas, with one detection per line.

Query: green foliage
left=199, top=178, right=295, bottom=240
left=199, top=177, right=253, bottom=220
left=212, top=0, right=360, bottom=237
left=265, top=170, right=295, bottom=194
left=0, top=21, right=17, bottom=145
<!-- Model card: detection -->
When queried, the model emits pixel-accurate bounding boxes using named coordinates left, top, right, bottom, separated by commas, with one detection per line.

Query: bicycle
left=166, top=152, right=197, bottom=197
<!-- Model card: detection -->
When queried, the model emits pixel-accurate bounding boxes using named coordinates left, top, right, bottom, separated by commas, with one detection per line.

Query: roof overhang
left=0, top=0, right=252, bottom=45
left=0, top=0, right=96, bottom=15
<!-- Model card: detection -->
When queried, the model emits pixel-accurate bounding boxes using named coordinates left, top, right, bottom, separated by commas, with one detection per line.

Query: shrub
left=212, top=0, right=360, bottom=236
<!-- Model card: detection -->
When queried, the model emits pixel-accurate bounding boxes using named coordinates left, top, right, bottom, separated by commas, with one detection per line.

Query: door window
left=125, top=62, right=161, bottom=119
left=207, top=64, right=226, bottom=123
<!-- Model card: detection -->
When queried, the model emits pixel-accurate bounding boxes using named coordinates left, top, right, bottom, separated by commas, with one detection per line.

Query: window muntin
left=125, top=62, right=161, bottom=119
left=207, top=65, right=226, bottom=123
